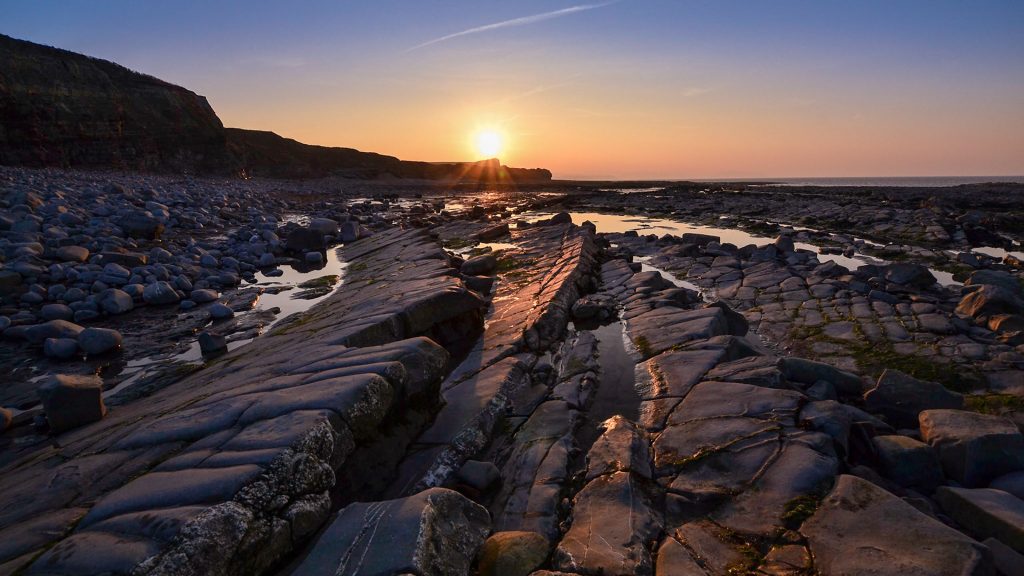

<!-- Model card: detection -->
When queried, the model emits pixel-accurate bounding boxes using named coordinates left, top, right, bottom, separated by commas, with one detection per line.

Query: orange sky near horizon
left=217, top=71, right=1024, bottom=180
left=5, top=1, right=1023, bottom=180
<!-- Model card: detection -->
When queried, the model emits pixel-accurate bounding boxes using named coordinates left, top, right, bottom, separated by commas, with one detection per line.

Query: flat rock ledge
left=394, top=224, right=599, bottom=494
left=2, top=211, right=1021, bottom=576
left=803, top=475, right=992, bottom=576
left=0, top=228, right=486, bottom=575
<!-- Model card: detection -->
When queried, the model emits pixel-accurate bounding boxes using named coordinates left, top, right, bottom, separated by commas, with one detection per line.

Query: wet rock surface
left=1, top=173, right=1023, bottom=575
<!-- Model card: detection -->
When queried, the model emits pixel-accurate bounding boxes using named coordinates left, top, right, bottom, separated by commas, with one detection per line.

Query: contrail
left=405, top=1, right=617, bottom=52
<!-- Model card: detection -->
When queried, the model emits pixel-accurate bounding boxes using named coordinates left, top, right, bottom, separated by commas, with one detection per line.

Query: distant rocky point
left=0, top=34, right=551, bottom=182
left=225, top=128, right=552, bottom=181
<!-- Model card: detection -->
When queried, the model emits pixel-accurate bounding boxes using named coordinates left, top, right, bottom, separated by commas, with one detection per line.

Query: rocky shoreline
left=1, top=167, right=1023, bottom=575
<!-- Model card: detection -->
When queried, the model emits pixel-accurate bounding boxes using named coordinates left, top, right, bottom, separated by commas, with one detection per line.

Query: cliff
left=0, top=34, right=552, bottom=182
left=0, top=34, right=231, bottom=173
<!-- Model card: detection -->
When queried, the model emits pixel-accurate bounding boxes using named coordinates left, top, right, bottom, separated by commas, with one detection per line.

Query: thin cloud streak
left=405, top=2, right=617, bottom=52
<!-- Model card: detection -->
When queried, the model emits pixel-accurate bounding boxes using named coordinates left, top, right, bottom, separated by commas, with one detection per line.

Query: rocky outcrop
left=228, top=129, right=552, bottom=182
left=396, top=223, right=599, bottom=494
left=803, top=475, right=992, bottom=576
left=0, top=229, right=486, bottom=575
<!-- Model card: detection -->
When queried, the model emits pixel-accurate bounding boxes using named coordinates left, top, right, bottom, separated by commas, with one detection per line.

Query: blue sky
left=3, top=1, right=1023, bottom=178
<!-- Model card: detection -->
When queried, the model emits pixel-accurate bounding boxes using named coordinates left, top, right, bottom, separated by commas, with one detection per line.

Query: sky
left=2, top=0, right=1023, bottom=180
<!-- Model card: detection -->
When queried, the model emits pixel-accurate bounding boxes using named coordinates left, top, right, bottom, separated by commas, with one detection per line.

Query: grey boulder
left=118, top=211, right=163, bottom=239
left=957, top=284, right=1024, bottom=320
left=308, top=217, right=340, bottom=236
left=293, top=487, right=489, bottom=576
left=965, top=270, right=1023, bottom=295
left=143, top=281, right=180, bottom=305
left=477, top=531, right=550, bottom=576
left=935, top=487, right=1024, bottom=554
left=190, top=289, right=219, bottom=303
left=864, top=369, right=963, bottom=428
left=78, top=327, right=123, bottom=356
left=884, top=263, right=937, bottom=288
left=43, top=337, right=79, bottom=360
left=802, top=475, right=992, bottom=576
left=461, top=254, right=498, bottom=276
left=872, top=434, right=944, bottom=492
left=920, top=409, right=1024, bottom=487
left=25, top=320, right=84, bottom=345
left=340, top=221, right=361, bottom=243
left=99, top=289, right=134, bottom=315
left=208, top=303, right=234, bottom=320
left=37, top=374, right=107, bottom=433
left=198, top=331, right=227, bottom=355
left=40, top=304, right=74, bottom=322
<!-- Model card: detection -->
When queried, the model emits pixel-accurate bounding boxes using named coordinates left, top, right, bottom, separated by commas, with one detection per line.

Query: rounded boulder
left=43, top=337, right=79, bottom=360
left=478, top=531, right=550, bottom=576
left=143, top=281, right=180, bottom=305
left=99, top=288, right=134, bottom=315
left=461, top=254, right=497, bottom=276
left=78, top=327, right=123, bottom=356
left=209, top=303, right=234, bottom=320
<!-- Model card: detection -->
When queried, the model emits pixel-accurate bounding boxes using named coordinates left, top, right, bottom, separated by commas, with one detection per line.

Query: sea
left=697, top=176, right=1024, bottom=187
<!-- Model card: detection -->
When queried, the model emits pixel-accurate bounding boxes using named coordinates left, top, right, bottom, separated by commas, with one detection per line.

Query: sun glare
left=474, top=130, right=503, bottom=158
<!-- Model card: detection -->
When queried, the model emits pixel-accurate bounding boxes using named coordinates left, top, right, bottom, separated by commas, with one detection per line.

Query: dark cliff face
left=0, top=34, right=232, bottom=173
left=226, top=128, right=407, bottom=179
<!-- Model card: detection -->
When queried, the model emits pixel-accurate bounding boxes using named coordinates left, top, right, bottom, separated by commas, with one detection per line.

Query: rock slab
left=293, top=487, right=490, bottom=576
left=920, top=409, right=1024, bottom=487
left=802, top=475, right=992, bottom=576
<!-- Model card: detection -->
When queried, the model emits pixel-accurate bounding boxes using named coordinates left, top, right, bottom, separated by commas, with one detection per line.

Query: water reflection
left=634, top=256, right=706, bottom=297
left=253, top=247, right=347, bottom=327
left=102, top=246, right=347, bottom=402
left=973, top=246, right=1024, bottom=261
left=526, top=210, right=773, bottom=247
left=529, top=210, right=964, bottom=287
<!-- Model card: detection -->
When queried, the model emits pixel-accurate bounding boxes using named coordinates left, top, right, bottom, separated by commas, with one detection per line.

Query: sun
left=474, top=130, right=503, bottom=158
